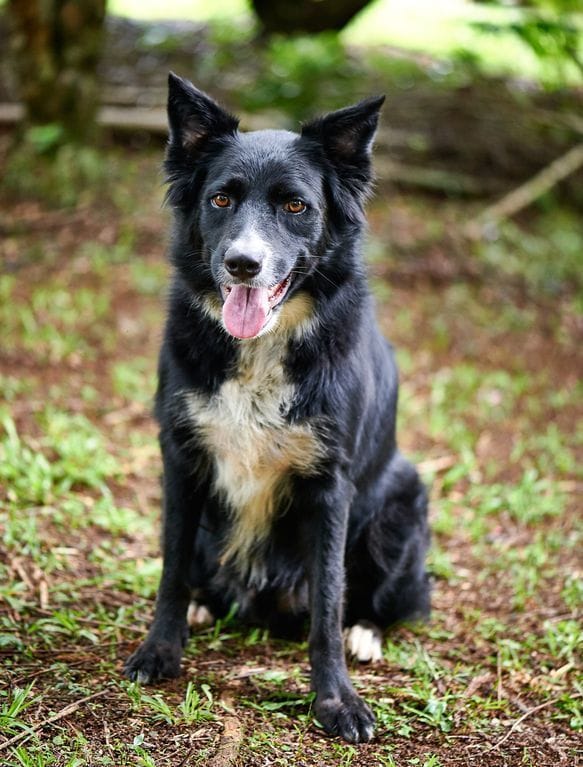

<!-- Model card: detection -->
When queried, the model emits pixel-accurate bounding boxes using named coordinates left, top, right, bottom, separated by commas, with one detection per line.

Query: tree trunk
left=251, top=0, right=372, bottom=34
left=7, top=0, right=107, bottom=144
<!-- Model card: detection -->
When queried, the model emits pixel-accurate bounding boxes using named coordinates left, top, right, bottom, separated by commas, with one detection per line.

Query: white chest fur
left=185, top=334, right=323, bottom=572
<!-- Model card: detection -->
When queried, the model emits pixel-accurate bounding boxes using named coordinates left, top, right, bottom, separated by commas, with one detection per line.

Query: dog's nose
left=224, top=249, right=262, bottom=279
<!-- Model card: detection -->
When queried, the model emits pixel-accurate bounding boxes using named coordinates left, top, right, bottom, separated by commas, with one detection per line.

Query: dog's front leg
left=304, top=474, right=376, bottom=743
left=124, top=440, right=206, bottom=683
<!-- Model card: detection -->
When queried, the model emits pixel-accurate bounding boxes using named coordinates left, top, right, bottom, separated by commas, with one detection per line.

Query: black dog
left=124, top=74, right=430, bottom=744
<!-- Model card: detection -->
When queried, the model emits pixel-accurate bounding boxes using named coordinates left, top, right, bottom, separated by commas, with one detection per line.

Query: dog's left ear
left=301, top=97, right=384, bottom=222
left=301, top=96, right=385, bottom=189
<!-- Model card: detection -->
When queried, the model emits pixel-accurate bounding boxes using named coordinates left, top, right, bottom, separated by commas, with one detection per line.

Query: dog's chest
left=185, top=338, right=322, bottom=570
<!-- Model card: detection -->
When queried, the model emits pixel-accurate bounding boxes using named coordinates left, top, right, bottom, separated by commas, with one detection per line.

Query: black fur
left=124, top=74, right=430, bottom=744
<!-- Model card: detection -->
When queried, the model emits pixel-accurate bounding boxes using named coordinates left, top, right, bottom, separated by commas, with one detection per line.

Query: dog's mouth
left=220, top=274, right=292, bottom=339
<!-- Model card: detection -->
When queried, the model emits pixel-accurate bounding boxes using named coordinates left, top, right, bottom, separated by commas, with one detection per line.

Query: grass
left=0, top=139, right=581, bottom=765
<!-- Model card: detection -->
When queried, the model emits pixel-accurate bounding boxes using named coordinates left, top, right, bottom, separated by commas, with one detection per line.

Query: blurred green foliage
left=478, top=210, right=583, bottom=299
left=4, top=128, right=108, bottom=207
left=109, top=0, right=582, bottom=84
left=238, top=33, right=367, bottom=120
left=473, top=0, right=582, bottom=83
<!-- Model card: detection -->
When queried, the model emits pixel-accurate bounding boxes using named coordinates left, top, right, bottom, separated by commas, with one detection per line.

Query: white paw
left=186, top=601, right=215, bottom=628
left=345, top=622, right=383, bottom=663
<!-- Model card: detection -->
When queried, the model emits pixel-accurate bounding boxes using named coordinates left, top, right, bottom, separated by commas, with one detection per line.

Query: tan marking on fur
left=200, top=293, right=223, bottom=323
left=185, top=331, right=323, bottom=572
left=275, top=292, right=315, bottom=337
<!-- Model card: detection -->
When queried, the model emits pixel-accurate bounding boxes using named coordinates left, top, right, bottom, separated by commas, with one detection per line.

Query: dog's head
left=165, top=73, right=384, bottom=340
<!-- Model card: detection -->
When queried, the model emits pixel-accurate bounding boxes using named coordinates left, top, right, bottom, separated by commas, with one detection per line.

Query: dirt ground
left=0, top=136, right=581, bottom=767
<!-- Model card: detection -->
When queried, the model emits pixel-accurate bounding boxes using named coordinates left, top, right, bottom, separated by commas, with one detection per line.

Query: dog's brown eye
left=211, top=193, right=231, bottom=208
left=284, top=199, right=306, bottom=214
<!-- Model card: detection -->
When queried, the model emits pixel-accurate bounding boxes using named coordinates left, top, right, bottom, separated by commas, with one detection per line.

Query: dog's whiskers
left=291, top=265, right=341, bottom=291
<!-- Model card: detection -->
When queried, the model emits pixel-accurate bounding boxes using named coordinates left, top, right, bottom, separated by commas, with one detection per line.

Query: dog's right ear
left=167, top=73, right=239, bottom=152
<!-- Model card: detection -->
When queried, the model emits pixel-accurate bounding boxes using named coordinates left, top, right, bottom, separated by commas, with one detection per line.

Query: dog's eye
left=211, top=193, right=231, bottom=209
left=284, top=199, right=307, bottom=214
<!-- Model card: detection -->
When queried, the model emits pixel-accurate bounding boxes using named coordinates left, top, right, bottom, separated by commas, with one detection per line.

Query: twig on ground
left=417, top=455, right=457, bottom=474
left=38, top=579, right=49, bottom=610
left=462, top=672, right=493, bottom=699
left=207, top=696, right=244, bottom=767
left=0, top=689, right=109, bottom=752
left=11, top=656, right=99, bottom=686
left=488, top=695, right=580, bottom=751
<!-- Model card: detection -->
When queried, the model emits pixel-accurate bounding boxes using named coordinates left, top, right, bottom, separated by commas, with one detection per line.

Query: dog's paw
left=123, top=640, right=182, bottom=684
left=314, top=689, right=376, bottom=743
left=344, top=621, right=383, bottom=663
left=186, top=600, right=215, bottom=629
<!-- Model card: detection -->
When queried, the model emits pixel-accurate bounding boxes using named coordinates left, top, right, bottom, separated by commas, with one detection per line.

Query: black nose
left=224, top=249, right=262, bottom=279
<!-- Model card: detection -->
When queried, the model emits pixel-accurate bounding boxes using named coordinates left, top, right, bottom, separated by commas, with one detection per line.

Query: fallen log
left=0, top=102, right=168, bottom=133
left=0, top=102, right=503, bottom=196
left=1, top=98, right=578, bottom=200
left=375, top=158, right=504, bottom=195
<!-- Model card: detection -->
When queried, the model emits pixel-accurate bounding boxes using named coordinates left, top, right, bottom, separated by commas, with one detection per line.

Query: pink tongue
left=222, top=284, right=269, bottom=339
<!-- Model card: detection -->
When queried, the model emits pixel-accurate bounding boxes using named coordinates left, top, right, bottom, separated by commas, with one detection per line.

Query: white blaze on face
left=222, top=227, right=276, bottom=339
left=226, top=226, right=275, bottom=283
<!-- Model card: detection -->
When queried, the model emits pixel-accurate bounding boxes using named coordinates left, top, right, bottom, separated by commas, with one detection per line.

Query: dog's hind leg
left=345, top=454, right=430, bottom=647
left=187, top=526, right=216, bottom=631
left=186, top=518, right=233, bottom=627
